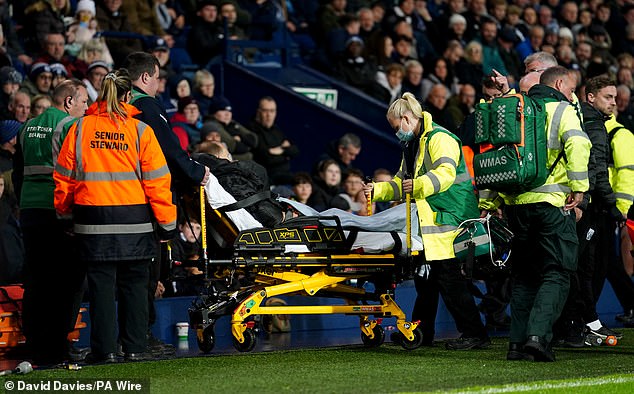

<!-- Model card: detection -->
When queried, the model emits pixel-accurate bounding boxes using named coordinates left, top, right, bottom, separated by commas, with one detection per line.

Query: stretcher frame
left=186, top=188, right=424, bottom=353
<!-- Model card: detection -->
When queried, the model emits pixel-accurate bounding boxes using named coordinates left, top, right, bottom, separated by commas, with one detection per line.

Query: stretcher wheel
left=233, top=328, right=257, bottom=352
left=361, top=324, right=385, bottom=348
left=400, top=327, right=424, bottom=350
left=197, top=326, right=215, bottom=353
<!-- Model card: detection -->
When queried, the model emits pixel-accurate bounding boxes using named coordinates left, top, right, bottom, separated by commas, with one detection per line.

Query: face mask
left=395, top=117, right=415, bottom=142
left=396, top=128, right=415, bottom=142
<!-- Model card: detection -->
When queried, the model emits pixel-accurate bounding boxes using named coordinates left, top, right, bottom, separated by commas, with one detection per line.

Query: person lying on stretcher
left=191, top=142, right=423, bottom=255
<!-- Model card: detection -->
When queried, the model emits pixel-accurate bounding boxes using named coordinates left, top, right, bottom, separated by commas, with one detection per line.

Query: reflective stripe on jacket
left=19, top=107, right=76, bottom=209
left=373, top=111, right=479, bottom=260
left=606, top=115, right=634, bottom=214
left=54, top=101, right=176, bottom=261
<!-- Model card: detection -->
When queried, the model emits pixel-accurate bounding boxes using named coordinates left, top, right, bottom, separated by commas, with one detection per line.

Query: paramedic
left=364, top=92, right=490, bottom=350
left=13, top=79, right=88, bottom=366
left=54, top=69, right=176, bottom=363
left=482, top=66, right=591, bottom=362
left=123, top=52, right=209, bottom=355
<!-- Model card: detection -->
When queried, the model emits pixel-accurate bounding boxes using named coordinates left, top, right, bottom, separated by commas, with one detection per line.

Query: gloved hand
left=609, top=205, right=626, bottom=226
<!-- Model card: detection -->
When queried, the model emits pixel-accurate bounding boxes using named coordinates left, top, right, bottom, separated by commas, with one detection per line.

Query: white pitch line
left=454, top=375, right=634, bottom=393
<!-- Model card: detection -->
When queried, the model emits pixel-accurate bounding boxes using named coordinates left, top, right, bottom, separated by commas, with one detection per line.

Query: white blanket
left=203, top=174, right=423, bottom=255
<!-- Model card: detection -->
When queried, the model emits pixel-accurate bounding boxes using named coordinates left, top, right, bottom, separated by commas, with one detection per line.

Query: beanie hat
left=197, top=0, right=218, bottom=11
left=87, top=60, right=111, bottom=74
left=30, top=62, right=52, bottom=80
left=209, top=96, right=232, bottom=113
left=0, top=66, right=23, bottom=85
left=49, top=63, right=68, bottom=77
left=76, top=0, right=96, bottom=15
left=0, top=120, right=22, bottom=144
left=178, top=96, right=198, bottom=113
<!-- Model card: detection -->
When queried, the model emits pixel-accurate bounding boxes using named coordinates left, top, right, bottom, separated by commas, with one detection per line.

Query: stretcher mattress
left=204, top=174, right=423, bottom=255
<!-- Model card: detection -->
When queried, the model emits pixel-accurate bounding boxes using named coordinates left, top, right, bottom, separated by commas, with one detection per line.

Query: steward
left=12, top=79, right=89, bottom=366
left=54, top=69, right=176, bottom=363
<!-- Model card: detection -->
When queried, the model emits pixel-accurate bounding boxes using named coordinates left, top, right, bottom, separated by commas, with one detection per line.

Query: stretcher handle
left=365, top=176, right=372, bottom=216
left=405, top=173, right=412, bottom=257
left=200, top=186, right=208, bottom=276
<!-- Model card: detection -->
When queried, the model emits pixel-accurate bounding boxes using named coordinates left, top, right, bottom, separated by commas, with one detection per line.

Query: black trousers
left=559, top=207, right=613, bottom=327
left=412, top=258, right=488, bottom=341
left=21, top=209, right=85, bottom=364
left=506, top=203, right=577, bottom=345
left=87, top=258, right=149, bottom=356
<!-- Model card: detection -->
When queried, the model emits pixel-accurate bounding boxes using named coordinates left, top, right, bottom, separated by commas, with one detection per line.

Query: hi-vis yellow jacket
left=480, top=86, right=591, bottom=209
left=372, top=112, right=479, bottom=261
left=605, top=114, right=634, bottom=215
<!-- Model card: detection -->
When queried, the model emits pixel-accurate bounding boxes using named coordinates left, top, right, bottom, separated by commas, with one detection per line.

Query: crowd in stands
left=0, top=0, right=632, bottom=362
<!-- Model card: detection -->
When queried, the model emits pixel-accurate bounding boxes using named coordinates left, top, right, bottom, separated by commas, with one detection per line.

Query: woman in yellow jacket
left=364, top=92, right=488, bottom=349
left=54, top=69, right=176, bottom=363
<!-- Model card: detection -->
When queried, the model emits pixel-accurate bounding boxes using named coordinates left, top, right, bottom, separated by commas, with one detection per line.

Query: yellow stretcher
left=187, top=188, right=423, bottom=353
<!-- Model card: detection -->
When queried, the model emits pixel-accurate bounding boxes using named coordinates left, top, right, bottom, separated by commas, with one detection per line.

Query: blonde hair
left=386, top=92, right=423, bottom=120
left=96, top=69, right=132, bottom=121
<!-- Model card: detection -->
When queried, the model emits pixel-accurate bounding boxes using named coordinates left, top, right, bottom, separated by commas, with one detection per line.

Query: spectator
left=401, top=59, right=424, bottom=100
left=191, top=69, right=221, bottom=119
left=315, top=132, right=361, bottom=176
left=219, top=0, right=248, bottom=40
left=155, top=0, right=187, bottom=39
left=49, top=62, right=69, bottom=89
left=30, top=94, right=52, bottom=118
left=476, top=17, right=508, bottom=76
left=21, top=0, right=70, bottom=54
left=239, top=0, right=283, bottom=41
left=163, top=217, right=204, bottom=298
left=0, top=67, right=23, bottom=120
left=0, top=1, right=32, bottom=69
left=461, top=0, right=487, bottom=42
left=615, top=84, right=634, bottom=131
left=333, top=36, right=389, bottom=102
left=8, top=91, right=31, bottom=123
left=315, top=0, right=347, bottom=46
left=35, top=33, right=87, bottom=79
left=96, top=0, right=144, bottom=66
left=291, top=171, right=313, bottom=205
left=446, top=83, right=476, bottom=129
left=421, top=57, right=460, bottom=102
left=171, top=96, right=203, bottom=149
left=309, top=158, right=350, bottom=212
left=377, top=63, right=405, bottom=104
left=423, top=83, right=456, bottom=131
left=83, top=60, right=111, bottom=104
left=186, top=0, right=223, bottom=68
left=149, top=38, right=175, bottom=79
left=497, top=27, right=522, bottom=86
left=340, top=168, right=367, bottom=215
left=22, top=63, right=54, bottom=97
left=455, top=41, right=484, bottom=95
left=66, top=0, right=100, bottom=57
left=121, top=0, right=172, bottom=46
left=168, top=74, right=192, bottom=113
left=209, top=96, right=259, bottom=161
left=0, top=119, right=19, bottom=170
left=76, top=38, right=114, bottom=69
left=447, top=13, right=469, bottom=49
left=248, top=96, right=299, bottom=185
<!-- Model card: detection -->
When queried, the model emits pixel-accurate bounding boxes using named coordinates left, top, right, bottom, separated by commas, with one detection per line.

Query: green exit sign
left=292, top=87, right=338, bottom=110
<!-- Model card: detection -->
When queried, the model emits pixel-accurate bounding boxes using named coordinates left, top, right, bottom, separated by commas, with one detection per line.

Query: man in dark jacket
left=248, top=96, right=299, bottom=185
left=186, top=0, right=224, bottom=68
left=555, top=76, right=624, bottom=348
left=123, top=52, right=209, bottom=356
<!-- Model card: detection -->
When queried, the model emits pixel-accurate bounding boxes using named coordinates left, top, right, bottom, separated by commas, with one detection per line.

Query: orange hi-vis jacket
left=54, top=101, right=176, bottom=261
